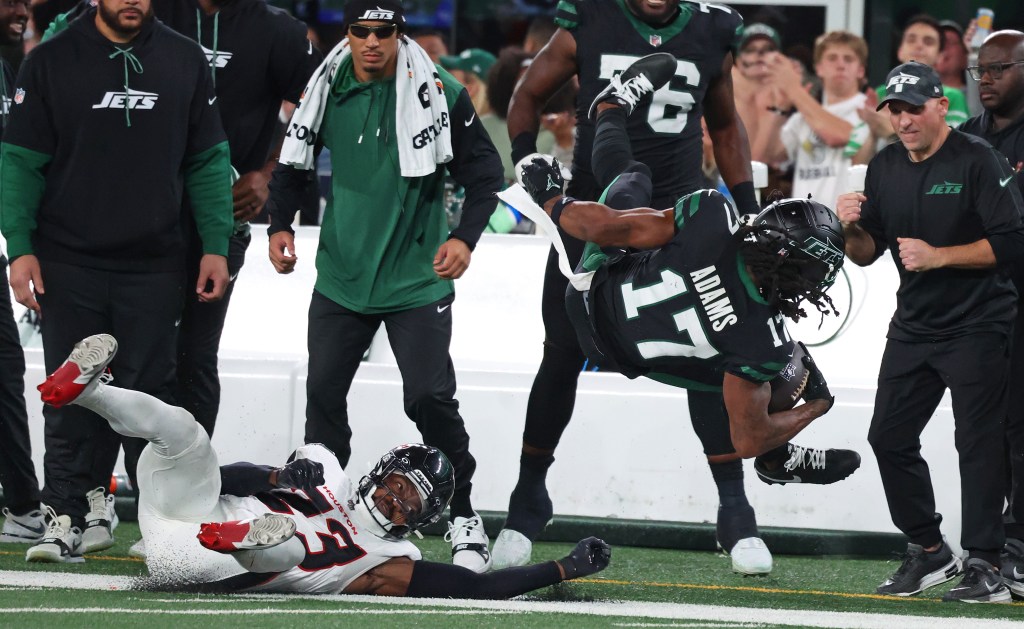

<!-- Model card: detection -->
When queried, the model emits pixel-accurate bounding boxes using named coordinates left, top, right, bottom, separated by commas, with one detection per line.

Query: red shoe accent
left=37, top=364, right=87, bottom=408
left=197, top=520, right=253, bottom=553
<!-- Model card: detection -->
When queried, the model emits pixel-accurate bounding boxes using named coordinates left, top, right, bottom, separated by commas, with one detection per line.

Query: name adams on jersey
left=569, top=189, right=794, bottom=391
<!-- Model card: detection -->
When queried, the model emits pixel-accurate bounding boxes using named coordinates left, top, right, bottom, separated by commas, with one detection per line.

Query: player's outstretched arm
left=508, top=29, right=578, bottom=164
left=345, top=538, right=611, bottom=599
left=519, top=156, right=675, bottom=249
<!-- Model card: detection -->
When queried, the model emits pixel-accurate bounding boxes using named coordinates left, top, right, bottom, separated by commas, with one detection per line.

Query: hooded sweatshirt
left=153, top=0, right=322, bottom=175
left=0, top=8, right=232, bottom=272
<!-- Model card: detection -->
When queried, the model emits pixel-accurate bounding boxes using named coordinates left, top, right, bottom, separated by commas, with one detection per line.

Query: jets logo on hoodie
left=93, top=89, right=159, bottom=110
left=201, top=45, right=233, bottom=69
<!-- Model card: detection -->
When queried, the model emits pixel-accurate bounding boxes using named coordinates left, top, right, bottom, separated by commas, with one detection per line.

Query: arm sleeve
left=973, top=147, right=1024, bottom=264
left=219, top=462, right=277, bottom=497
left=445, top=88, right=504, bottom=250
left=856, top=161, right=888, bottom=262
left=268, top=16, right=323, bottom=104
left=405, top=560, right=562, bottom=599
left=267, top=162, right=309, bottom=235
left=183, top=54, right=232, bottom=256
left=0, top=54, right=56, bottom=258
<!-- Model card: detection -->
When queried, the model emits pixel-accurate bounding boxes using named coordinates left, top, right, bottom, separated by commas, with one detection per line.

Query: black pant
left=304, top=290, right=477, bottom=513
left=867, top=334, right=1009, bottom=555
left=0, top=256, right=39, bottom=512
left=174, top=230, right=250, bottom=437
left=1006, top=292, right=1024, bottom=539
left=37, top=261, right=182, bottom=521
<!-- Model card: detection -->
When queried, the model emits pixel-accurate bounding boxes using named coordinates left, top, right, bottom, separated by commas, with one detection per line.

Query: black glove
left=275, top=459, right=324, bottom=492
left=799, top=342, right=834, bottom=411
left=519, top=155, right=565, bottom=208
left=557, top=537, right=611, bottom=579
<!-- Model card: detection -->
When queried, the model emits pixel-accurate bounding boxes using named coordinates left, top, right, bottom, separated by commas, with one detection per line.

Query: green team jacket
left=312, top=58, right=502, bottom=313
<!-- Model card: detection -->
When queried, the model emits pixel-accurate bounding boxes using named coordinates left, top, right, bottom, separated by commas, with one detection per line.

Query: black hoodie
left=154, top=0, right=322, bottom=174
left=0, top=8, right=232, bottom=271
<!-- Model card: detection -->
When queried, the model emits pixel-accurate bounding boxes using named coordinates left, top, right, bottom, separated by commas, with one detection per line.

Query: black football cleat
left=754, top=443, right=861, bottom=485
left=587, top=52, right=677, bottom=120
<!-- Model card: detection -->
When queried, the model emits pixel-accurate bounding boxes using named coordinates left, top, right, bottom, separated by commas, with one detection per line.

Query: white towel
left=497, top=184, right=595, bottom=292
left=279, top=37, right=452, bottom=177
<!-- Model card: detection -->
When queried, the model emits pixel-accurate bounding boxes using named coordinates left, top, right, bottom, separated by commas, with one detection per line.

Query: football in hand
left=768, top=342, right=810, bottom=413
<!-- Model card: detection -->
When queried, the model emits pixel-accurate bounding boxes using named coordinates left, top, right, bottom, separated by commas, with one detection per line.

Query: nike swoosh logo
left=23, top=522, right=45, bottom=535
left=208, top=96, right=218, bottom=105
left=307, top=40, right=313, bottom=55
left=464, top=113, right=476, bottom=127
left=1001, top=175, right=1015, bottom=187
left=229, top=272, right=239, bottom=283
left=1013, top=567, right=1024, bottom=580
left=437, top=304, right=450, bottom=313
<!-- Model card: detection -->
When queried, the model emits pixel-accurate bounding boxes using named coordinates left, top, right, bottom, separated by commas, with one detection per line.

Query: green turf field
left=2, top=522, right=1024, bottom=628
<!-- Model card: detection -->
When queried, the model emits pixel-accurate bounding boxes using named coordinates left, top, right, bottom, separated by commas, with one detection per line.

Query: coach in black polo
left=836, top=61, right=1024, bottom=602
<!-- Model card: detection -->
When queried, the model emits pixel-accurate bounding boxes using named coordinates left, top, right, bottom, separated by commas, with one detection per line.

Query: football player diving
left=34, top=334, right=610, bottom=596
left=510, top=54, right=860, bottom=571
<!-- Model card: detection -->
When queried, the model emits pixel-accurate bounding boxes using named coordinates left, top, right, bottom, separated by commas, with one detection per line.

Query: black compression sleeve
left=728, top=181, right=759, bottom=217
left=405, top=560, right=562, bottom=599
left=511, top=132, right=539, bottom=165
left=219, top=462, right=276, bottom=497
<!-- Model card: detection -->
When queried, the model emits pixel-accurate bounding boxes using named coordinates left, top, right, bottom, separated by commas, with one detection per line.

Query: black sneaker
left=587, top=52, right=677, bottom=120
left=1001, top=538, right=1024, bottom=598
left=877, top=542, right=962, bottom=596
left=753, top=443, right=861, bottom=485
left=943, top=558, right=1011, bottom=603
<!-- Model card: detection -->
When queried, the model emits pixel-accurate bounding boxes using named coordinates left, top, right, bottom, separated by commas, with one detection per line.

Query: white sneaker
left=445, top=513, right=491, bottom=573
left=725, top=537, right=773, bottom=575
left=128, top=538, right=147, bottom=559
left=81, top=486, right=118, bottom=553
left=490, top=528, right=533, bottom=570
left=25, top=506, right=84, bottom=563
left=1, top=506, right=46, bottom=543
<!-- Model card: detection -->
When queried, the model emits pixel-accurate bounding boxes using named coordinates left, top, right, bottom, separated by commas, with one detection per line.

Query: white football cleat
left=490, top=528, right=533, bottom=571
left=81, top=487, right=118, bottom=553
left=725, top=537, right=773, bottom=575
left=446, top=513, right=491, bottom=573
left=128, top=538, right=147, bottom=560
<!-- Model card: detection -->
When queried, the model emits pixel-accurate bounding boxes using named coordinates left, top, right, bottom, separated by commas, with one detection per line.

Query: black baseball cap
left=876, top=61, right=944, bottom=111
left=344, top=1, right=406, bottom=31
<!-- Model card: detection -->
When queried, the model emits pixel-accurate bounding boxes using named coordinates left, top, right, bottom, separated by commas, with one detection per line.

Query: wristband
left=511, top=132, right=539, bottom=165
left=550, top=196, right=576, bottom=227
left=728, top=180, right=759, bottom=218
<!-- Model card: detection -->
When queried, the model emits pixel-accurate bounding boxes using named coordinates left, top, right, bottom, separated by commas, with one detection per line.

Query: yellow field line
left=575, top=577, right=1024, bottom=606
left=0, top=550, right=144, bottom=564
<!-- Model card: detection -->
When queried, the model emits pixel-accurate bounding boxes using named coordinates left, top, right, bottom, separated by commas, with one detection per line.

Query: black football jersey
left=556, top=0, right=742, bottom=200
left=568, top=189, right=794, bottom=391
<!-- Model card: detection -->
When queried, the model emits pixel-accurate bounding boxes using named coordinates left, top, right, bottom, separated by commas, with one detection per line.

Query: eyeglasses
left=967, top=60, right=1024, bottom=80
left=348, top=24, right=398, bottom=40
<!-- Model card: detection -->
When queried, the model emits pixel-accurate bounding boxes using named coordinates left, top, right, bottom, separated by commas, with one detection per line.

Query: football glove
left=518, top=154, right=565, bottom=208
left=798, top=342, right=834, bottom=411
left=557, top=537, right=611, bottom=579
left=275, top=458, right=324, bottom=492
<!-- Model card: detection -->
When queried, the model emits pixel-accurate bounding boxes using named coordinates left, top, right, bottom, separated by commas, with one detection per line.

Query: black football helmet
left=354, top=443, right=454, bottom=540
left=750, top=198, right=845, bottom=290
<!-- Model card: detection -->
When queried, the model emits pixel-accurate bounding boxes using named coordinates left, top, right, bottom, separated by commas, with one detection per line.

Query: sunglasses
left=348, top=24, right=398, bottom=40
left=967, top=60, right=1024, bottom=81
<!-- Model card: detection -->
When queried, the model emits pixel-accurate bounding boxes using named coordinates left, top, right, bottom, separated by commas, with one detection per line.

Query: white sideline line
left=2, top=609, right=514, bottom=616
left=1, top=571, right=1022, bottom=628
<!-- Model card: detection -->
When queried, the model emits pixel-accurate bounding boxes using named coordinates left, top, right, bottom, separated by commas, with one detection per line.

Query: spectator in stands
left=958, top=29, right=1024, bottom=599
left=0, top=0, right=44, bottom=548
left=836, top=60, right=1024, bottom=603
left=757, top=31, right=870, bottom=204
left=937, top=19, right=968, bottom=91
left=411, top=28, right=449, bottom=62
left=441, top=48, right=496, bottom=118
left=733, top=23, right=783, bottom=165
left=850, top=14, right=969, bottom=164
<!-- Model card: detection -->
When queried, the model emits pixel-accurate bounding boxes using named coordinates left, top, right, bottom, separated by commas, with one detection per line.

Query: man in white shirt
left=758, top=31, right=869, bottom=203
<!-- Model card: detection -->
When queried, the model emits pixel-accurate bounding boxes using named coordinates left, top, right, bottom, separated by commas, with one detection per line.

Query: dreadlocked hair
left=737, top=224, right=838, bottom=324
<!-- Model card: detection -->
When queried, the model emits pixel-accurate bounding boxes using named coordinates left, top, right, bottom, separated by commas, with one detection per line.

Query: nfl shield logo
left=650, top=34, right=662, bottom=47
left=13, top=88, right=24, bottom=104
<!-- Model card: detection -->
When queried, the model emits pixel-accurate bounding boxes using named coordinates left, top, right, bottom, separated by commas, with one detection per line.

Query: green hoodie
left=315, top=58, right=467, bottom=314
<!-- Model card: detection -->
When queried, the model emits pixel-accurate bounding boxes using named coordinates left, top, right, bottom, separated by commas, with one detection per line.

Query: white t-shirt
left=781, top=92, right=868, bottom=206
